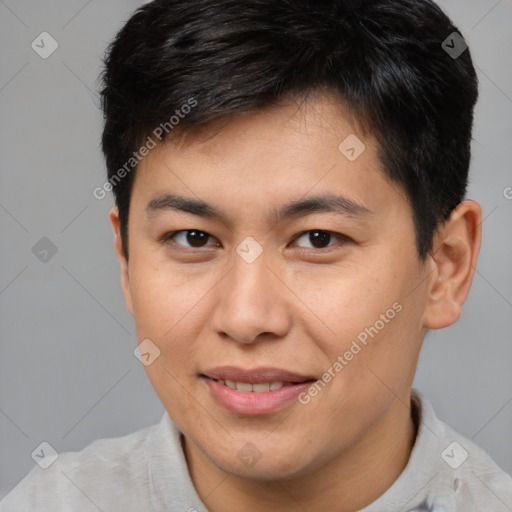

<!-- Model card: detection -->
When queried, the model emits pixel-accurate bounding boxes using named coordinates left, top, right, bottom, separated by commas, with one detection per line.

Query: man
left=2, top=0, right=511, bottom=510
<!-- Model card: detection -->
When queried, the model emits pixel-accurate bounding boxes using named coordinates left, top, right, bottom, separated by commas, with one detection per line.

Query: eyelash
left=160, top=229, right=352, bottom=251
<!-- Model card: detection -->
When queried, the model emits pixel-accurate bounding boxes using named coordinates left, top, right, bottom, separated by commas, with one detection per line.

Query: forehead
left=131, top=92, right=405, bottom=224
left=167, top=92, right=371, bottom=160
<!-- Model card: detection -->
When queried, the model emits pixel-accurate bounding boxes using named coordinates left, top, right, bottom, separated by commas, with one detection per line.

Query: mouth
left=206, top=379, right=301, bottom=392
left=200, top=366, right=317, bottom=415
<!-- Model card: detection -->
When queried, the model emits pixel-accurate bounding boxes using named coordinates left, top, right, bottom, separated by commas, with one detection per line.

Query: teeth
left=236, top=382, right=253, bottom=392
left=225, top=379, right=237, bottom=390
left=217, top=379, right=287, bottom=392
left=252, top=383, right=270, bottom=393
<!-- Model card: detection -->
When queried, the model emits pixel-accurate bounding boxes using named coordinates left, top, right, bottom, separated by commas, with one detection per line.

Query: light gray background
left=0, top=0, right=511, bottom=499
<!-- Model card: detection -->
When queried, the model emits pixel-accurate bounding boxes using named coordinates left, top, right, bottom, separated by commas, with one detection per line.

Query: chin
left=208, top=444, right=319, bottom=482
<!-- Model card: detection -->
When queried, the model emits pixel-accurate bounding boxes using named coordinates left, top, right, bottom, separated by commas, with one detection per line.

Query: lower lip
left=203, top=377, right=314, bottom=416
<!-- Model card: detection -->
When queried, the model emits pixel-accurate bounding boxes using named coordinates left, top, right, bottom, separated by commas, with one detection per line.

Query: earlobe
left=109, top=207, right=134, bottom=316
left=423, top=201, right=482, bottom=330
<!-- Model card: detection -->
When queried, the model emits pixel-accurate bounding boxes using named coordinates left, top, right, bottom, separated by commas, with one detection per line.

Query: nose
left=209, top=253, right=292, bottom=344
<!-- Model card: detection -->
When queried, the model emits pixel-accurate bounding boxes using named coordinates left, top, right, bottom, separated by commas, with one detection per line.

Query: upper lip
left=202, top=366, right=316, bottom=384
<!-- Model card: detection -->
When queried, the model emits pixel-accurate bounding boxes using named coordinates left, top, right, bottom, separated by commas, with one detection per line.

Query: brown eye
left=165, top=230, right=219, bottom=248
left=293, top=230, right=349, bottom=249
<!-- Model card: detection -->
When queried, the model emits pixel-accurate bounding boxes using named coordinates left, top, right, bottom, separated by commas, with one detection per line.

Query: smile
left=213, top=379, right=297, bottom=392
left=201, top=367, right=317, bottom=415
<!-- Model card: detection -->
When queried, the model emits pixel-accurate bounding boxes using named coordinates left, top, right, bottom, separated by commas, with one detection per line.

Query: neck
left=183, top=394, right=417, bottom=512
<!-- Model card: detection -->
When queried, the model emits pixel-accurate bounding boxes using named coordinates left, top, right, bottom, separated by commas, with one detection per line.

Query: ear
left=422, top=200, right=482, bottom=329
left=109, top=207, right=134, bottom=316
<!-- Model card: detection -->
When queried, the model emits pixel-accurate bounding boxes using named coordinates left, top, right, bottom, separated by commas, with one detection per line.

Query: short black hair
left=100, top=0, right=478, bottom=261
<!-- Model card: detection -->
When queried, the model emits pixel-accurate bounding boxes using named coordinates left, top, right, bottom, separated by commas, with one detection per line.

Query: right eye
left=161, top=230, right=221, bottom=249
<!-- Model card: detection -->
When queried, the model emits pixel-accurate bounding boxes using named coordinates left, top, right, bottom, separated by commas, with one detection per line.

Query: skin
left=110, top=90, right=482, bottom=511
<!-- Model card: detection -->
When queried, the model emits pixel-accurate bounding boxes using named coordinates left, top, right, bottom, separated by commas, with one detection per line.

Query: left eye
left=292, top=230, right=349, bottom=249
left=164, top=230, right=219, bottom=248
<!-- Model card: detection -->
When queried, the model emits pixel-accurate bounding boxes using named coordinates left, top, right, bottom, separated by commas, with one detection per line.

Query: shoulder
left=0, top=421, right=158, bottom=512
left=413, top=390, right=512, bottom=511
left=439, top=417, right=512, bottom=510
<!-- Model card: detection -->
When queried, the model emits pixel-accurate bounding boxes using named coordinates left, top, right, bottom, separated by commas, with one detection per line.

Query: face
left=113, top=92, right=432, bottom=480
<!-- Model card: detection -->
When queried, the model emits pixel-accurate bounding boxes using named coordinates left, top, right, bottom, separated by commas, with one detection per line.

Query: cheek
left=128, top=265, right=204, bottom=416
left=291, top=262, right=402, bottom=350
left=294, top=258, right=420, bottom=393
left=129, top=256, right=207, bottom=335
left=128, top=268, right=190, bottom=372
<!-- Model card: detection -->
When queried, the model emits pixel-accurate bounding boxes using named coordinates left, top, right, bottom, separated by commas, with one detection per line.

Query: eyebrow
left=146, top=193, right=374, bottom=225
